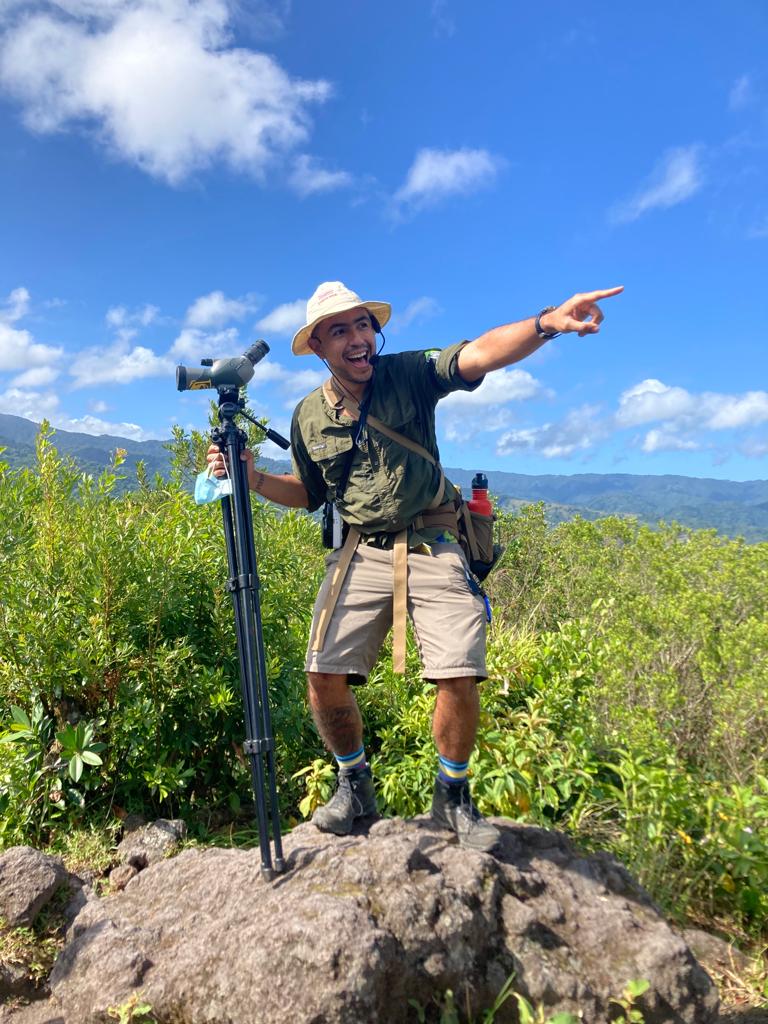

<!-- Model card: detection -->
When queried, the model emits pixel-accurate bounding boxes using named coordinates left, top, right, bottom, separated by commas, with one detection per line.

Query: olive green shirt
left=290, top=342, right=483, bottom=543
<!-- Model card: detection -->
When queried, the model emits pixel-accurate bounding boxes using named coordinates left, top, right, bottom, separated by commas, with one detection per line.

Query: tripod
left=210, top=386, right=290, bottom=879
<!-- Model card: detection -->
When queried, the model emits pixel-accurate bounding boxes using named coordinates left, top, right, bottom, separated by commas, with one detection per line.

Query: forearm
left=457, top=317, right=548, bottom=382
left=249, top=470, right=310, bottom=508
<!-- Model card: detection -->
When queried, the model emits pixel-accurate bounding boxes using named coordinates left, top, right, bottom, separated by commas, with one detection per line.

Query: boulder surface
left=3, top=818, right=719, bottom=1024
left=0, top=847, right=67, bottom=928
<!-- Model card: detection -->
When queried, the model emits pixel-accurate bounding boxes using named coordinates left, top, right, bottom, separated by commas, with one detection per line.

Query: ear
left=307, top=335, right=323, bottom=356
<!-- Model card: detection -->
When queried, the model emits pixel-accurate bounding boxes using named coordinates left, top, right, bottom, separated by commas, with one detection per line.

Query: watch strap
left=535, top=306, right=560, bottom=340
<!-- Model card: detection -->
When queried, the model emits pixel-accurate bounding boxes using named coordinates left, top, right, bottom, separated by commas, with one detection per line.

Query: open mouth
left=345, top=349, right=370, bottom=367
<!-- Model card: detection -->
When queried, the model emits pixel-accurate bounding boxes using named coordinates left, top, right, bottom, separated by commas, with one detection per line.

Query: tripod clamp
left=210, top=387, right=290, bottom=880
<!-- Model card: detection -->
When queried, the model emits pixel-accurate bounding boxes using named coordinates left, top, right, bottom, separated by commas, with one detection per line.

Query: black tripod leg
left=215, top=421, right=284, bottom=879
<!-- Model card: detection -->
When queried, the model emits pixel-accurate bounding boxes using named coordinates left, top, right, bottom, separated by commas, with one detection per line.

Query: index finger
left=581, top=286, right=624, bottom=301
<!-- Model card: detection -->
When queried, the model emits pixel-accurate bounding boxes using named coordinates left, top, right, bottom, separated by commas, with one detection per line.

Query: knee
left=307, top=672, right=349, bottom=696
left=435, top=675, right=477, bottom=697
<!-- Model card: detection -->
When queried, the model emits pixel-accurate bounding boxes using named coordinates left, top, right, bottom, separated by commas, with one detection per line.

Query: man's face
left=308, top=307, right=375, bottom=388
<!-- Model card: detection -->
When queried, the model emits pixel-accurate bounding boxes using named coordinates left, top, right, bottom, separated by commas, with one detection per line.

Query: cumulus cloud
left=617, top=378, right=768, bottom=433
left=616, top=378, right=695, bottom=427
left=0, top=386, right=60, bottom=420
left=394, top=147, right=503, bottom=210
left=1, top=286, right=31, bottom=323
left=10, top=365, right=60, bottom=388
left=0, top=0, right=332, bottom=184
left=442, top=368, right=548, bottom=412
left=249, top=358, right=324, bottom=405
left=169, top=326, right=239, bottom=362
left=496, top=404, right=606, bottom=459
left=256, top=299, right=307, bottom=336
left=641, top=428, right=700, bottom=453
left=389, top=296, right=442, bottom=334
left=0, top=322, right=64, bottom=372
left=185, top=290, right=258, bottom=328
left=611, top=146, right=703, bottom=224
left=62, top=413, right=159, bottom=440
left=106, top=303, right=158, bottom=329
left=288, top=154, right=353, bottom=196
left=69, top=341, right=174, bottom=388
left=437, top=367, right=550, bottom=444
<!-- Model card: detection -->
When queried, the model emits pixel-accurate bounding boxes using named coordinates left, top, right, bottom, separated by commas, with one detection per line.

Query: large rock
left=115, top=818, right=187, bottom=870
left=4, top=818, right=719, bottom=1024
left=0, top=847, right=67, bottom=928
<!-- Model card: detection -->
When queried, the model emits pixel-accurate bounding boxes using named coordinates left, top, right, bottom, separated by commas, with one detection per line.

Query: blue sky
left=1, top=0, right=766, bottom=480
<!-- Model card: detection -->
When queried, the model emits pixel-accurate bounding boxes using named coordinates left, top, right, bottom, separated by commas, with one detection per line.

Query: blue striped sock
left=335, top=745, right=367, bottom=774
left=438, top=754, right=469, bottom=786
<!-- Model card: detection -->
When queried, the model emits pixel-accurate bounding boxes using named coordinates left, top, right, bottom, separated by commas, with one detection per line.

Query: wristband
left=535, top=306, right=560, bottom=340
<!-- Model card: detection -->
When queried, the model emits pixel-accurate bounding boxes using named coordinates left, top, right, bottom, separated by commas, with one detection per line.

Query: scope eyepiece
left=176, top=339, right=270, bottom=391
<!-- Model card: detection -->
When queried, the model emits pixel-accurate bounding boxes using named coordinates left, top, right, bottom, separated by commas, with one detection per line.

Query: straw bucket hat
left=291, top=281, right=391, bottom=356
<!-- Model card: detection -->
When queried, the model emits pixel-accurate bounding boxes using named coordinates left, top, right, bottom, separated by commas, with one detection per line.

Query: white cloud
left=185, top=290, right=258, bottom=328
left=0, top=0, right=332, bottom=185
left=616, top=378, right=695, bottom=426
left=0, top=321, right=64, bottom=371
left=0, top=386, right=60, bottom=420
left=1, top=286, right=30, bottom=323
left=288, top=154, right=353, bottom=197
left=249, top=358, right=324, bottom=405
left=496, top=404, right=606, bottom=459
left=611, top=146, right=703, bottom=224
left=69, top=341, right=174, bottom=387
left=61, top=413, right=159, bottom=441
left=394, top=147, right=503, bottom=209
left=641, top=428, right=700, bottom=453
left=729, top=74, right=754, bottom=111
left=10, top=365, right=60, bottom=387
left=442, top=368, right=548, bottom=411
left=169, top=326, right=239, bottom=362
left=106, top=303, right=158, bottom=328
left=617, top=378, right=768, bottom=434
left=256, top=299, right=307, bottom=336
left=389, top=296, right=442, bottom=333
left=705, top=391, right=768, bottom=429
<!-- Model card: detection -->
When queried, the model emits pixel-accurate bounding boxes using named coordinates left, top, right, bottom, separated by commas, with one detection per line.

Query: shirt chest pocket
left=306, top=431, right=355, bottom=498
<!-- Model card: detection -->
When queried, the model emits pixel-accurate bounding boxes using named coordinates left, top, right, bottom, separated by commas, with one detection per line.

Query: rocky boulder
left=0, top=847, right=67, bottom=928
left=4, top=818, right=719, bottom=1023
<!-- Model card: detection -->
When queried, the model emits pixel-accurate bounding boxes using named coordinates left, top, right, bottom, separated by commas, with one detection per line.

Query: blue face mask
left=194, top=465, right=233, bottom=505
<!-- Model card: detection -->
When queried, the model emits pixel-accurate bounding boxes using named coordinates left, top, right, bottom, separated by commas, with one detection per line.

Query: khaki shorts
left=305, top=541, right=487, bottom=683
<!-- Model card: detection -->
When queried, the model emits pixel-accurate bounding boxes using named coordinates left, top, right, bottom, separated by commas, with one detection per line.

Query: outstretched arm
left=206, top=445, right=310, bottom=508
left=457, top=286, right=624, bottom=383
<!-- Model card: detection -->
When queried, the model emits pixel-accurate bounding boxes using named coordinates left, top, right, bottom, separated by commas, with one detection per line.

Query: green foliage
left=106, top=993, right=157, bottom=1023
left=0, top=423, right=321, bottom=844
left=1, top=426, right=766, bottom=947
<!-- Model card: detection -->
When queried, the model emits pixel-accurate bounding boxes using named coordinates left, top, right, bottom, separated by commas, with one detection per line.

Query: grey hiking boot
left=431, top=779, right=500, bottom=853
left=312, top=767, right=378, bottom=835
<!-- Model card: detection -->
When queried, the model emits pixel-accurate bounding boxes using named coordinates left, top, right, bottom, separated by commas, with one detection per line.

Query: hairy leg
left=307, top=672, right=364, bottom=756
left=432, top=676, right=479, bottom=763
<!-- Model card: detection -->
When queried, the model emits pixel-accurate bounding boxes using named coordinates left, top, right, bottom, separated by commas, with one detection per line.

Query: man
left=208, top=280, right=623, bottom=851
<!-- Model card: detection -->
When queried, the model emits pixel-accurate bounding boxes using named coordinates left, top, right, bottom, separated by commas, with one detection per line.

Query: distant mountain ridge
left=1, top=413, right=766, bottom=541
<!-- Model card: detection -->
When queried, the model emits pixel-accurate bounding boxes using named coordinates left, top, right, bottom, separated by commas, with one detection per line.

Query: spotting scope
left=176, top=340, right=269, bottom=391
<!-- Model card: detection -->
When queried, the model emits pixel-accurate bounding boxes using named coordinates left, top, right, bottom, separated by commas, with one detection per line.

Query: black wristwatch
left=535, top=306, right=560, bottom=340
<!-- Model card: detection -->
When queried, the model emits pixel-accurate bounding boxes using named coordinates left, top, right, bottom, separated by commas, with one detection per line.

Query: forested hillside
left=2, top=413, right=767, bottom=539
left=1, top=425, right=766, bottom=970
